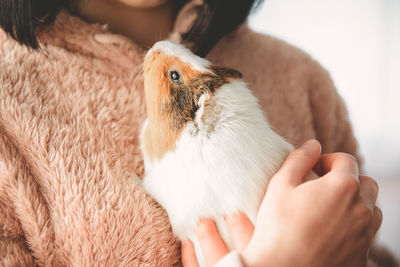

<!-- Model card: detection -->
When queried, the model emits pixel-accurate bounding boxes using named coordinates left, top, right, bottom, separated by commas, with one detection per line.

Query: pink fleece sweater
left=0, top=1, right=366, bottom=266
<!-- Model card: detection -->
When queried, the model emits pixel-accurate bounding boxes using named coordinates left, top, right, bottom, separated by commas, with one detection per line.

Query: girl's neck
left=73, top=0, right=177, bottom=48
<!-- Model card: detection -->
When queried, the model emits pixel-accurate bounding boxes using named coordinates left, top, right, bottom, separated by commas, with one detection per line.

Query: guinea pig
left=139, top=40, right=316, bottom=265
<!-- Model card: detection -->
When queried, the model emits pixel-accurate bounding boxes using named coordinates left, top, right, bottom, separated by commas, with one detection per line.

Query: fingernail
left=303, top=139, right=319, bottom=148
left=371, top=179, right=379, bottom=193
left=360, top=174, right=379, bottom=192
left=375, top=206, right=383, bottom=218
left=374, top=206, right=383, bottom=225
left=224, top=211, right=243, bottom=224
left=302, top=139, right=322, bottom=155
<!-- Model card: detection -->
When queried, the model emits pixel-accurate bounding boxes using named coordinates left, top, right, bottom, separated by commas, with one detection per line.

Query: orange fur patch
left=142, top=51, right=242, bottom=160
left=143, top=51, right=204, bottom=160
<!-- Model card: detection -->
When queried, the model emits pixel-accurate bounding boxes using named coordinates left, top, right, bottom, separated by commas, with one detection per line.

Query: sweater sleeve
left=0, top=131, right=52, bottom=266
left=0, top=149, right=33, bottom=266
left=0, top=204, right=35, bottom=267
left=0, top=181, right=33, bottom=267
left=0, top=119, right=181, bottom=266
left=0, top=237, right=35, bottom=267
left=307, top=63, right=362, bottom=166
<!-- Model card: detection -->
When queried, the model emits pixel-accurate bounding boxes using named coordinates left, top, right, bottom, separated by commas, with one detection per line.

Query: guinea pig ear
left=211, top=66, right=243, bottom=80
left=194, top=92, right=210, bottom=124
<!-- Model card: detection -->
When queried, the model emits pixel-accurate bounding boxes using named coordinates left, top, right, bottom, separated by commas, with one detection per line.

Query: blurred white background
left=249, top=0, right=400, bottom=258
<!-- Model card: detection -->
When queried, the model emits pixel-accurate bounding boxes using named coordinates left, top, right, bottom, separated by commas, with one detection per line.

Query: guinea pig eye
left=170, top=70, right=181, bottom=83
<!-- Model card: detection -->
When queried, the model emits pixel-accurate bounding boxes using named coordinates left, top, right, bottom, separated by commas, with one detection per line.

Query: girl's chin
left=113, top=0, right=170, bottom=9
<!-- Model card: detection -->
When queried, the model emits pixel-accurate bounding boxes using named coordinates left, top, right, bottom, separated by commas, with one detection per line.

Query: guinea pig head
left=142, top=40, right=242, bottom=160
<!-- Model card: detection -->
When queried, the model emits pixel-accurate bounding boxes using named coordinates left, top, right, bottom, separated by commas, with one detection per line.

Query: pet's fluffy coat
left=141, top=41, right=305, bottom=264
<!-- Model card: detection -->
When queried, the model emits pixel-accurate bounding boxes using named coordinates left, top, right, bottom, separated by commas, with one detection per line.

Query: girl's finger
left=182, top=240, right=200, bottom=267
left=196, top=218, right=229, bottom=267
left=368, top=206, right=383, bottom=241
left=274, top=139, right=321, bottom=187
left=317, top=153, right=359, bottom=180
left=225, top=211, right=254, bottom=252
left=359, top=175, right=379, bottom=210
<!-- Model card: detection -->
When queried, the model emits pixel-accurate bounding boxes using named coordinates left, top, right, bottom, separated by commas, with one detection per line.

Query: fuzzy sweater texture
left=0, top=1, right=364, bottom=266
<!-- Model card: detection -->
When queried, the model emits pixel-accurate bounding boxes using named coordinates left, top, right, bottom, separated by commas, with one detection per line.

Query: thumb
left=274, top=139, right=321, bottom=187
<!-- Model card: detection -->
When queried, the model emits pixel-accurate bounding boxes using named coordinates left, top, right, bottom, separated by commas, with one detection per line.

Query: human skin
left=73, top=0, right=176, bottom=47
left=182, top=140, right=382, bottom=267
left=115, top=0, right=169, bottom=8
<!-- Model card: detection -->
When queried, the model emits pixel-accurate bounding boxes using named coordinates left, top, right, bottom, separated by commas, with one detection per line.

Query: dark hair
left=0, top=0, right=263, bottom=56
left=184, top=0, right=263, bottom=56
left=0, top=0, right=71, bottom=49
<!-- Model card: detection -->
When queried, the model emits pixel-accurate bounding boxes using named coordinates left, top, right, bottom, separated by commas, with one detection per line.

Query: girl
left=0, top=1, right=383, bottom=266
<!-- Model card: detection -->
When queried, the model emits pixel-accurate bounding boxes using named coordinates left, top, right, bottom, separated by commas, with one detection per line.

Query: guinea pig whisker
left=133, top=63, right=144, bottom=73
left=142, top=44, right=152, bottom=51
left=133, top=64, right=145, bottom=85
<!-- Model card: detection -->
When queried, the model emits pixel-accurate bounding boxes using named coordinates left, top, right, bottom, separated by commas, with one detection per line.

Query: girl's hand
left=181, top=212, right=253, bottom=267
left=182, top=140, right=382, bottom=267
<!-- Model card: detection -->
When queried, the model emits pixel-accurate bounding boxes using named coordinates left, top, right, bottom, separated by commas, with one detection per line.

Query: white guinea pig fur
left=139, top=40, right=314, bottom=265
